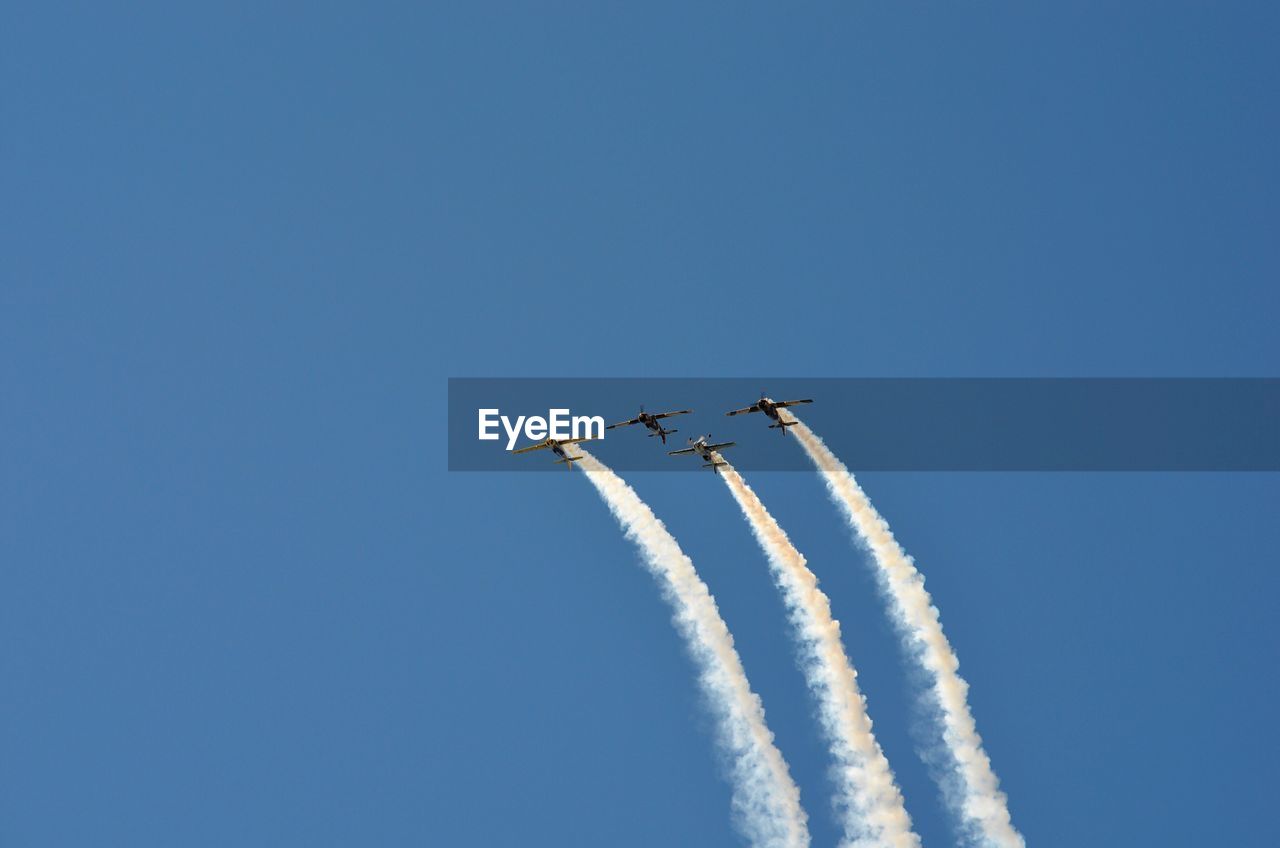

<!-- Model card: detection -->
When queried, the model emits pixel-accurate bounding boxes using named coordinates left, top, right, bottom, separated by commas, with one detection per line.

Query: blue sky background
left=4, top=4, right=1278, bottom=846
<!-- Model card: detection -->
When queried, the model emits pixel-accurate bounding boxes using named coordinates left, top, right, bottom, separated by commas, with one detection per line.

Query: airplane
left=668, top=434, right=736, bottom=473
left=512, top=437, right=595, bottom=470
left=605, top=405, right=694, bottom=445
left=725, top=392, right=814, bottom=434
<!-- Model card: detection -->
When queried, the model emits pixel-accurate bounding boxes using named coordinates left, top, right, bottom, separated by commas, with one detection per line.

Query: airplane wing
left=706, top=441, right=736, bottom=451
left=558, top=437, right=595, bottom=445
left=774, top=399, right=814, bottom=408
left=606, top=417, right=641, bottom=429
left=667, top=448, right=696, bottom=456
left=512, top=440, right=551, bottom=454
left=725, top=404, right=762, bottom=416
left=651, top=409, right=693, bottom=420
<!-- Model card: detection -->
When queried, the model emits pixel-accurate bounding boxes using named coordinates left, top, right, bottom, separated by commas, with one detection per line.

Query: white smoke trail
left=716, top=459, right=920, bottom=848
left=789, top=419, right=1024, bottom=848
left=574, top=448, right=810, bottom=848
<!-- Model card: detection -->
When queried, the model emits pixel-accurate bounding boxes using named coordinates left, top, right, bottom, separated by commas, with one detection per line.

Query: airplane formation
left=514, top=393, right=815, bottom=471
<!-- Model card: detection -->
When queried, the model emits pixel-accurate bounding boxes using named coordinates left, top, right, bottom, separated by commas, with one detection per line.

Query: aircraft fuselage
left=687, top=440, right=716, bottom=461
left=639, top=412, right=674, bottom=442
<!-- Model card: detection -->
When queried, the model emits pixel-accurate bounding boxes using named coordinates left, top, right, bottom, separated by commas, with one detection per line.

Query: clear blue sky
left=4, top=4, right=1278, bottom=846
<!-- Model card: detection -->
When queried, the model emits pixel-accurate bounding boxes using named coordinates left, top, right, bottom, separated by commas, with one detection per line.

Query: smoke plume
left=576, top=448, right=811, bottom=847
left=717, top=459, right=920, bottom=848
left=789, top=420, right=1023, bottom=848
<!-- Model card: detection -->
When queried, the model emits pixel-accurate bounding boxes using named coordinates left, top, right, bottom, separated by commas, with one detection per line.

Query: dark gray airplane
left=606, top=405, right=693, bottom=445
left=725, top=392, right=814, bottom=434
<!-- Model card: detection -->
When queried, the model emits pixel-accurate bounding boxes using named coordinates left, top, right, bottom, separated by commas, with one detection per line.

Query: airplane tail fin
left=555, top=456, right=582, bottom=469
left=768, top=421, right=798, bottom=434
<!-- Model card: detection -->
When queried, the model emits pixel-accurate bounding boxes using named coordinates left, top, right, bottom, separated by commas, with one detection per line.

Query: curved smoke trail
left=575, top=448, right=810, bottom=848
left=717, top=459, right=920, bottom=848
left=789, top=419, right=1024, bottom=848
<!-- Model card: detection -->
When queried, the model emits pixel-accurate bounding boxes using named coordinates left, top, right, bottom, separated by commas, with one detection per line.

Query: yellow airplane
left=512, top=437, right=595, bottom=470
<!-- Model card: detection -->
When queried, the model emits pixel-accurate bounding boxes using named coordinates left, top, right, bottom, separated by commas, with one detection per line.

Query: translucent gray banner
left=448, top=378, right=1279, bottom=471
